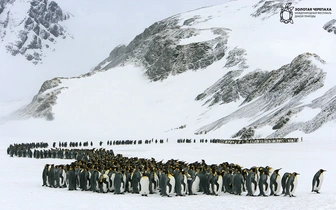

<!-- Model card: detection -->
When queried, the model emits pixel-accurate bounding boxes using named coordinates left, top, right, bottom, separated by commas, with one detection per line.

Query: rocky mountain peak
left=0, top=0, right=71, bottom=64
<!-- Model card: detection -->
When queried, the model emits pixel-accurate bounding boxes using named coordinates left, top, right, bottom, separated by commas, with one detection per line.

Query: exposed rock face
left=323, top=19, right=336, bottom=35
left=15, top=77, right=67, bottom=120
left=94, top=16, right=230, bottom=81
left=1, top=0, right=71, bottom=64
left=195, top=53, right=335, bottom=138
left=251, top=0, right=292, bottom=20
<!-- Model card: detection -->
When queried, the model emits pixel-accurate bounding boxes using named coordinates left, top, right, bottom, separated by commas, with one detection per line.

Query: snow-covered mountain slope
left=2, top=0, right=336, bottom=140
left=0, top=0, right=229, bottom=110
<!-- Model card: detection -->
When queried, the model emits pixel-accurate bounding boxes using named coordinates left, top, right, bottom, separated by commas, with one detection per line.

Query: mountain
left=0, top=0, right=71, bottom=64
left=2, top=0, right=336, bottom=140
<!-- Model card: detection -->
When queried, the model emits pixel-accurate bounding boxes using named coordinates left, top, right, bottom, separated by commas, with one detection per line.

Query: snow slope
left=0, top=0, right=230, bottom=111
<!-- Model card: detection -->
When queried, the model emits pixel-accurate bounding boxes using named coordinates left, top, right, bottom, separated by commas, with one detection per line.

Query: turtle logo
left=280, top=3, right=294, bottom=24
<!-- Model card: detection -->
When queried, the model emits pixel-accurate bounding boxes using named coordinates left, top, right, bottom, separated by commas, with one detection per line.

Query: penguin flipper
left=290, top=183, right=294, bottom=192
left=168, top=182, right=172, bottom=194
left=252, top=180, right=257, bottom=191
left=316, top=178, right=320, bottom=188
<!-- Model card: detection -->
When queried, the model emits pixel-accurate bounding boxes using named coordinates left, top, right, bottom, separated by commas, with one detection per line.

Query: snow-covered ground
left=1, top=129, right=335, bottom=210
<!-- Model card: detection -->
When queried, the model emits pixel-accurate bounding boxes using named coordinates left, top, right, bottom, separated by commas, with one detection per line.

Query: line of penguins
left=7, top=146, right=104, bottom=160
left=7, top=142, right=49, bottom=158
left=178, top=138, right=299, bottom=144
left=41, top=148, right=326, bottom=197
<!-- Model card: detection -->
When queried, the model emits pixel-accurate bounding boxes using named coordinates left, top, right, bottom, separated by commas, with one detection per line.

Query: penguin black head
left=274, top=168, right=282, bottom=174
left=292, top=172, right=300, bottom=176
left=319, top=169, right=327, bottom=173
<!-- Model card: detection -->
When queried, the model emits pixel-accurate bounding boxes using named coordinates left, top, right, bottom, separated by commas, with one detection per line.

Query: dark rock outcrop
left=94, top=16, right=230, bottom=81
left=323, top=19, right=336, bottom=35
left=195, top=52, right=333, bottom=138
left=15, top=77, right=67, bottom=120
left=1, top=0, right=71, bottom=64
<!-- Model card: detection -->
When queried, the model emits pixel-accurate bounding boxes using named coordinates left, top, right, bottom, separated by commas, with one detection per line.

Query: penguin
left=159, top=170, right=170, bottom=197
left=131, top=167, right=141, bottom=194
left=166, top=171, right=176, bottom=196
left=213, top=171, right=223, bottom=196
left=223, top=169, right=233, bottom=194
left=79, top=168, right=89, bottom=191
left=42, top=164, right=49, bottom=187
left=285, top=172, right=299, bottom=197
left=246, top=168, right=258, bottom=196
left=99, top=172, right=109, bottom=193
left=114, top=169, right=124, bottom=194
left=48, top=164, right=56, bottom=188
left=233, top=170, right=244, bottom=195
left=148, top=169, right=156, bottom=194
left=174, top=169, right=182, bottom=196
left=190, top=172, right=200, bottom=195
left=270, top=168, right=282, bottom=196
left=107, top=169, right=115, bottom=192
left=59, top=165, right=67, bottom=188
left=258, top=169, right=269, bottom=196
left=139, top=172, right=150, bottom=196
left=90, top=168, right=100, bottom=192
left=54, top=165, right=61, bottom=188
left=281, top=172, right=291, bottom=194
left=68, top=165, right=77, bottom=191
left=312, top=169, right=326, bottom=193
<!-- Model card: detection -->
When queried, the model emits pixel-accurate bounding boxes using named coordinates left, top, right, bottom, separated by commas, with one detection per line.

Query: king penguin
left=140, top=171, right=150, bottom=196
left=312, top=169, right=326, bottom=193
left=42, top=164, right=49, bottom=187
left=246, top=167, right=258, bottom=196
left=270, top=168, right=282, bottom=196
left=285, top=172, right=299, bottom=197
left=281, top=172, right=291, bottom=194
left=258, top=169, right=269, bottom=196
left=166, top=170, right=176, bottom=196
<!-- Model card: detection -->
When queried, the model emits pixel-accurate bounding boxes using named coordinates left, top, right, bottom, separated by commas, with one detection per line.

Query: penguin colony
left=7, top=141, right=325, bottom=197
left=39, top=149, right=325, bottom=197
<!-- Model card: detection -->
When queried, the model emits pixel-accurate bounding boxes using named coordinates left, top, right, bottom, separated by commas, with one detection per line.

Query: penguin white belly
left=291, top=177, right=298, bottom=196
left=214, top=175, right=223, bottom=195
left=140, top=176, right=150, bottom=195
left=154, top=173, right=159, bottom=190
left=102, top=182, right=108, bottom=193
left=61, top=170, right=66, bottom=186
left=275, top=175, right=281, bottom=194
left=86, top=172, right=91, bottom=189
left=314, top=174, right=324, bottom=191
left=265, top=176, right=270, bottom=194
left=191, top=176, right=200, bottom=194
left=182, top=175, right=187, bottom=195
left=110, top=173, right=115, bottom=191
left=120, top=174, right=126, bottom=193
left=167, top=175, right=175, bottom=195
